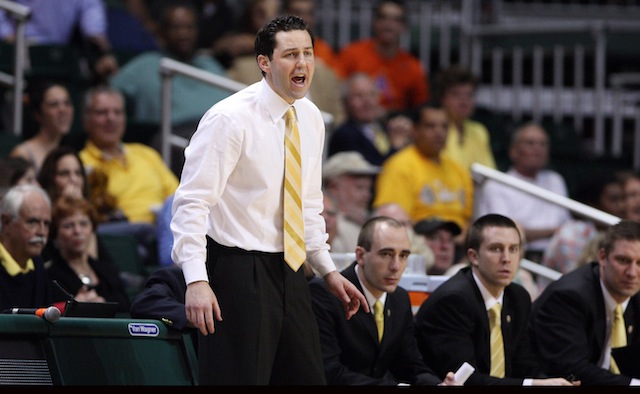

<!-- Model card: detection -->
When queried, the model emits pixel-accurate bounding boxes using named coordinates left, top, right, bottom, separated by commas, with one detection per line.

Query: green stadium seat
left=98, top=234, right=148, bottom=301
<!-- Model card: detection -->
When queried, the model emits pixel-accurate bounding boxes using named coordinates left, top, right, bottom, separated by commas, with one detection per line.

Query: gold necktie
left=489, top=303, right=505, bottom=378
left=374, top=300, right=384, bottom=342
left=283, top=107, right=306, bottom=271
left=610, top=303, right=627, bottom=374
left=371, top=123, right=390, bottom=155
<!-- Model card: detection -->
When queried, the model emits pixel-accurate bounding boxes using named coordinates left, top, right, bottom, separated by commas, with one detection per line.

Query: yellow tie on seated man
left=489, top=303, right=505, bottom=378
left=610, top=303, right=626, bottom=374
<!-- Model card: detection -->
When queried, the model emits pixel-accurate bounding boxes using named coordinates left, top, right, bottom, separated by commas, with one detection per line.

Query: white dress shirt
left=475, top=167, right=571, bottom=251
left=171, top=79, right=336, bottom=285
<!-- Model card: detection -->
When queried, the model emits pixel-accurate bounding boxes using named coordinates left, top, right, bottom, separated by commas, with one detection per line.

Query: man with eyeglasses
left=0, top=184, right=53, bottom=311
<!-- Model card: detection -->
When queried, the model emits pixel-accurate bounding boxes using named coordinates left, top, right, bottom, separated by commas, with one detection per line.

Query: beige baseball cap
left=323, top=151, right=381, bottom=180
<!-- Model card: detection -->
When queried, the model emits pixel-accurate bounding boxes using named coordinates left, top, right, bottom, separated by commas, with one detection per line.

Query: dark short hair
left=467, top=213, right=521, bottom=252
left=28, top=79, right=71, bottom=116
left=432, top=64, right=478, bottom=104
left=601, top=220, right=640, bottom=256
left=374, top=0, right=407, bottom=23
left=38, top=145, right=90, bottom=200
left=0, top=156, right=34, bottom=188
left=254, top=14, right=314, bottom=71
left=410, top=102, right=445, bottom=124
left=159, top=2, right=198, bottom=31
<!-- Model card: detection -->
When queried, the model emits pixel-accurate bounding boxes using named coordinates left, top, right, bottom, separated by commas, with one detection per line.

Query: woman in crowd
left=37, top=146, right=89, bottom=202
left=46, top=195, right=131, bottom=313
left=10, top=81, right=75, bottom=172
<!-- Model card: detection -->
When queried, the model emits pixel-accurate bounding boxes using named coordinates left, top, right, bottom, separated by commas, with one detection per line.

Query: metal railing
left=330, top=250, right=561, bottom=284
left=472, top=162, right=621, bottom=281
left=610, top=72, right=640, bottom=169
left=471, top=163, right=621, bottom=227
left=466, top=19, right=640, bottom=163
left=159, top=58, right=246, bottom=170
left=0, top=0, right=30, bottom=136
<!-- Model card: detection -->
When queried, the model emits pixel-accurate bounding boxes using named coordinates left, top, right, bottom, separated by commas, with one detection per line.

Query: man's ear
left=257, top=54, right=270, bottom=74
left=355, top=246, right=365, bottom=266
left=467, top=248, right=478, bottom=267
left=0, top=213, right=11, bottom=227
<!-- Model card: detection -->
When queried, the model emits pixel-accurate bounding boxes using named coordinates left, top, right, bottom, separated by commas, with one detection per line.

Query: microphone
left=3, top=306, right=61, bottom=323
left=53, top=280, right=76, bottom=301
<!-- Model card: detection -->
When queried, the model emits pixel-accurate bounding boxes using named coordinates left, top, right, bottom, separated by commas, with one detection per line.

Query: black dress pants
left=198, top=238, right=326, bottom=385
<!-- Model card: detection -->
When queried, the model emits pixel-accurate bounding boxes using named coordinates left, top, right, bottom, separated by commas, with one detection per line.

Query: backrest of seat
left=98, top=233, right=147, bottom=301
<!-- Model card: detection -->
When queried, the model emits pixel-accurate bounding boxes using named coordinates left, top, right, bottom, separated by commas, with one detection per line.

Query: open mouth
left=292, top=75, right=306, bottom=86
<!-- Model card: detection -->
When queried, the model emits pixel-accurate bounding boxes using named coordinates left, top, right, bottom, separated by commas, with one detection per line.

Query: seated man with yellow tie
left=529, top=219, right=640, bottom=386
left=327, top=72, right=413, bottom=167
left=309, top=216, right=458, bottom=386
left=414, top=214, right=577, bottom=386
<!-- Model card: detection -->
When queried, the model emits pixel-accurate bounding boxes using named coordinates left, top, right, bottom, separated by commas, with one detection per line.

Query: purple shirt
left=0, top=0, right=107, bottom=44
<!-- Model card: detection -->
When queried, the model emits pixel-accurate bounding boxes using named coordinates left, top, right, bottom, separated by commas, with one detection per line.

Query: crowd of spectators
left=0, top=0, right=633, bottom=309
left=0, top=0, right=639, bottom=386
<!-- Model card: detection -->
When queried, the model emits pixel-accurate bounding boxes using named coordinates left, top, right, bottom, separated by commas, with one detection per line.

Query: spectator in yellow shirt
left=373, top=103, right=473, bottom=251
left=79, top=85, right=178, bottom=225
left=435, top=64, right=497, bottom=171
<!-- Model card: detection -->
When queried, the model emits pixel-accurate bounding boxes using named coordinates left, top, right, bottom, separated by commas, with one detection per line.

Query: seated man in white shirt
left=474, top=122, right=571, bottom=262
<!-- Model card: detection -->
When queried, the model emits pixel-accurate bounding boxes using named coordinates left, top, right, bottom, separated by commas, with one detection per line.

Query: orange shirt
left=337, top=39, right=429, bottom=112
left=314, top=37, right=343, bottom=76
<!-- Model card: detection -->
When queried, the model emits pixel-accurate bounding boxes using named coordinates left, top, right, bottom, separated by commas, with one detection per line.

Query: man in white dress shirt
left=475, top=122, right=571, bottom=262
left=170, top=15, right=367, bottom=385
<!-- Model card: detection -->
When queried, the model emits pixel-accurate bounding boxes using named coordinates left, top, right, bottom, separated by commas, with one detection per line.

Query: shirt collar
left=355, top=264, right=387, bottom=313
left=259, top=78, right=298, bottom=124
left=0, top=241, right=35, bottom=276
left=600, top=277, right=629, bottom=317
left=84, top=140, right=127, bottom=165
left=472, top=269, right=504, bottom=310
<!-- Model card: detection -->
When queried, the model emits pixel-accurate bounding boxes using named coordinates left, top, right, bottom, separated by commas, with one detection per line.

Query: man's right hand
left=185, top=280, right=222, bottom=336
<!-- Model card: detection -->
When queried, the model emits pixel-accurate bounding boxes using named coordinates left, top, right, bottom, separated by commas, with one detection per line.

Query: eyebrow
left=282, top=45, right=314, bottom=52
left=377, top=247, right=410, bottom=254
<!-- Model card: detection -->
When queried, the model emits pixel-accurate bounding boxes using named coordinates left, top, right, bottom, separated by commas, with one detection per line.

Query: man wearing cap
left=414, top=218, right=461, bottom=275
left=324, top=151, right=381, bottom=253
